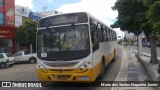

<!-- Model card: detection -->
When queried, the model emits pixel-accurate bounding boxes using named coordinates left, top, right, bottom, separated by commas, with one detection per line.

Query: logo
left=2, top=82, right=11, bottom=87
left=6, top=8, right=15, bottom=25
left=17, top=8, right=27, bottom=15
left=29, top=12, right=44, bottom=19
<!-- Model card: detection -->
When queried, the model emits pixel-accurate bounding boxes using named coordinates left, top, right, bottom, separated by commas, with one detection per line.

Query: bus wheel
left=100, top=60, right=105, bottom=79
left=112, top=49, right=116, bottom=62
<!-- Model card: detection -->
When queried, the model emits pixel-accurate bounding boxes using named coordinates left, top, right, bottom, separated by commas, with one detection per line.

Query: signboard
left=5, top=0, right=15, bottom=26
left=140, top=31, right=145, bottom=38
left=15, top=5, right=44, bottom=19
left=0, top=28, right=15, bottom=38
left=15, top=5, right=31, bottom=17
left=29, top=12, right=45, bottom=19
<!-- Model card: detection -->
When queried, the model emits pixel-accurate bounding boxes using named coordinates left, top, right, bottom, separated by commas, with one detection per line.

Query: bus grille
left=44, top=62, right=78, bottom=67
left=49, top=69, right=75, bottom=73
left=53, top=75, right=71, bottom=80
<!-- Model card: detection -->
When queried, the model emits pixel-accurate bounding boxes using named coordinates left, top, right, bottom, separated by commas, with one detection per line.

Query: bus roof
left=40, top=11, right=115, bottom=32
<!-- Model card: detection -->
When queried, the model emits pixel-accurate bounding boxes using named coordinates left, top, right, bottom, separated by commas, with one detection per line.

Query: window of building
left=0, top=0, right=4, bottom=5
left=0, top=13, right=4, bottom=25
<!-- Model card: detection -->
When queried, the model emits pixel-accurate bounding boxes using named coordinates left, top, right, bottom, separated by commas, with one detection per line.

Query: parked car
left=14, top=51, right=37, bottom=63
left=157, top=42, right=160, bottom=47
left=133, top=42, right=138, bottom=46
left=0, top=53, right=15, bottom=68
left=146, top=42, right=150, bottom=48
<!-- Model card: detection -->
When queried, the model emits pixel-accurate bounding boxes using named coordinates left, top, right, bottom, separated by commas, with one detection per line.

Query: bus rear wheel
left=112, top=49, right=116, bottom=62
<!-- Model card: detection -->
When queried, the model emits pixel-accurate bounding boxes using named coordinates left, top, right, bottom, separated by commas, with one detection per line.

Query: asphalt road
left=129, top=46, right=160, bottom=57
left=0, top=46, right=123, bottom=90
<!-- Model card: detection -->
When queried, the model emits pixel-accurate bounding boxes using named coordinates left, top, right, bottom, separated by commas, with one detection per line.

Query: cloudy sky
left=15, top=0, right=123, bottom=36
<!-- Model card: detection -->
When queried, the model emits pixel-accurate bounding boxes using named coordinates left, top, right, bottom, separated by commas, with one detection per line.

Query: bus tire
left=0, top=63, right=6, bottom=69
left=99, top=58, right=105, bottom=79
left=112, top=49, right=116, bottom=62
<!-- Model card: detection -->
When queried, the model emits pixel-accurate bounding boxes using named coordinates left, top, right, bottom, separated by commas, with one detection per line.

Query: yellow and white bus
left=36, top=12, right=117, bottom=82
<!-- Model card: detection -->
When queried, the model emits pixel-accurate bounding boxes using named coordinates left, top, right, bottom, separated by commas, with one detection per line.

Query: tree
left=112, top=0, right=158, bottom=64
left=16, top=20, right=37, bottom=52
left=112, top=0, right=147, bottom=34
left=143, top=0, right=160, bottom=63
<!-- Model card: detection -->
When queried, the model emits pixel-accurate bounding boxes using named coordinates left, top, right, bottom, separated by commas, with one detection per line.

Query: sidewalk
left=131, top=48, right=160, bottom=81
left=112, top=47, right=154, bottom=90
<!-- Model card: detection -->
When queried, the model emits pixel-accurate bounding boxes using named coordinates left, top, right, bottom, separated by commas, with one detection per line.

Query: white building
left=15, top=5, right=58, bottom=27
left=15, top=5, right=58, bottom=52
left=115, top=29, right=125, bottom=41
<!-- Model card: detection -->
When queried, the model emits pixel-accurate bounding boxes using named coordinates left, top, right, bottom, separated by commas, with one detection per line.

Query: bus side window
left=110, top=30, right=113, bottom=41
left=109, top=29, right=112, bottom=41
left=106, top=28, right=109, bottom=41
left=113, top=32, right=115, bottom=41
left=90, top=19, right=99, bottom=52
left=103, top=26, right=107, bottom=42
left=98, top=24, right=103, bottom=42
left=108, top=29, right=110, bottom=42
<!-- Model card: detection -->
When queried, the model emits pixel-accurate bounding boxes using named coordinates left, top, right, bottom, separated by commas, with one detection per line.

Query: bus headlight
left=37, top=63, right=48, bottom=73
left=76, top=62, right=92, bottom=73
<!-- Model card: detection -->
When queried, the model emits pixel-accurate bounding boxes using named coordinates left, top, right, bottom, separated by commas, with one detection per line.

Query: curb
left=135, top=53, right=160, bottom=90
left=129, top=48, right=160, bottom=61
left=143, top=53, right=160, bottom=61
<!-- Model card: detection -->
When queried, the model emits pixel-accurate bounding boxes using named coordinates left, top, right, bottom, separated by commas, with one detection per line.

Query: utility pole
left=129, top=37, right=130, bottom=50
left=138, top=32, right=143, bottom=56
left=122, top=31, right=123, bottom=46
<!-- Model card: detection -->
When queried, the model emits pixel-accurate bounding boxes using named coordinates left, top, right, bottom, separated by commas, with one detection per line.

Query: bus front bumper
left=37, top=68, right=95, bottom=82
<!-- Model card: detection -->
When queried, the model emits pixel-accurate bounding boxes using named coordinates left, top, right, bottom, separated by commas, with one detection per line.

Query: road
left=130, top=46, right=160, bottom=57
left=0, top=46, right=123, bottom=90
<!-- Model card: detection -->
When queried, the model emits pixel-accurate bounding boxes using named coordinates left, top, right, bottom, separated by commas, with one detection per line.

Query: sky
left=15, top=0, right=124, bottom=37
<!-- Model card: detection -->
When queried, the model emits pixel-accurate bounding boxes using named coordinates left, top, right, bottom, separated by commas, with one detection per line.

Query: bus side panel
left=104, top=41, right=117, bottom=64
left=92, top=49, right=103, bottom=80
left=92, top=41, right=117, bottom=80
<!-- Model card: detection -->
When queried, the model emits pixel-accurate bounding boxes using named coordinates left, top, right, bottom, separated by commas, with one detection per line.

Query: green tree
left=16, top=20, right=37, bottom=52
left=143, top=0, right=160, bottom=63
left=112, top=0, right=158, bottom=64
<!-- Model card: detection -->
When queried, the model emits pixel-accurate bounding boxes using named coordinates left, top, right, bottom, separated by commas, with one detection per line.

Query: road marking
left=114, top=47, right=124, bottom=80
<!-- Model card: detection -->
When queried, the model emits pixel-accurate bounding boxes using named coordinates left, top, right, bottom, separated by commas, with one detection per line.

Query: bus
left=36, top=12, right=117, bottom=82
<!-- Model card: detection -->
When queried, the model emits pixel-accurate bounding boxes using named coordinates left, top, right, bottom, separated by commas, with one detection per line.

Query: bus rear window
left=38, top=12, right=88, bottom=28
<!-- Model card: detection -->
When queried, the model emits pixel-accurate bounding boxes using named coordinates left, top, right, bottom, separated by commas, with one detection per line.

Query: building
left=0, top=0, right=58, bottom=54
left=117, top=36, right=121, bottom=41
left=15, top=5, right=59, bottom=27
left=15, top=5, right=58, bottom=27
left=15, top=5, right=45, bottom=27
left=0, top=0, right=15, bottom=54
left=15, top=5, right=58, bottom=52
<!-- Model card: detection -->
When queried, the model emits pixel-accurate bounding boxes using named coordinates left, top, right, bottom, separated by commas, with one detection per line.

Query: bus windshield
left=37, top=24, right=90, bottom=61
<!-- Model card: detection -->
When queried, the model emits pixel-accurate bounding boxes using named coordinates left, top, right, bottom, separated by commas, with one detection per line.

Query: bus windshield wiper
left=63, top=24, right=76, bottom=44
